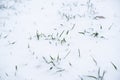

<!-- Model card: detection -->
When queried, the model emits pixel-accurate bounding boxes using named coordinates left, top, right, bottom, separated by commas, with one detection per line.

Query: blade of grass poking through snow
left=59, top=30, right=65, bottom=37
left=108, top=23, right=113, bottom=30
left=78, top=48, right=81, bottom=58
left=42, top=56, right=49, bottom=64
left=66, top=30, right=69, bottom=35
left=50, top=56, right=54, bottom=60
left=57, top=54, right=61, bottom=62
left=91, top=56, right=97, bottom=66
left=51, top=61, right=55, bottom=66
left=100, top=25, right=102, bottom=29
left=5, top=73, right=8, bottom=77
left=61, top=38, right=66, bottom=44
left=70, top=24, right=75, bottom=30
left=36, top=31, right=40, bottom=40
left=78, top=32, right=85, bottom=35
left=86, top=75, right=97, bottom=79
left=64, top=50, right=71, bottom=59
left=101, top=71, right=106, bottom=80
left=98, top=67, right=100, bottom=77
left=49, top=67, right=53, bottom=70
left=56, top=69, right=65, bottom=73
left=111, top=62, right=117, bottom=70
left=15, top=65, right=17, bottom=71
left=69, top=62, right=72, bottom=67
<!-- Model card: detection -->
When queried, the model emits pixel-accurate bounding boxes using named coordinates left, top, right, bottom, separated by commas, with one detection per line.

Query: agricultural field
left=0, top=0, right=120, bottom=80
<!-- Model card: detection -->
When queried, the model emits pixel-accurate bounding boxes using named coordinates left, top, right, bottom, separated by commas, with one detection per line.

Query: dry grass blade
left=78, top=32, right=85, bottom=35
left=86, top=75, right=97, bottom=79
left=59, top=30, right=65, bottom=37
left=11, top=42, right=16, bottom=44
left=64, top=51, right=71, bottom=59
left=49, top=67, right=53, bottom=70
left=5, top=73, right=8, bottom=77
left=69, top=62, right=72, bottom=67
left=71, top=24, right=75, bottom=30
left=15, top=65, right=17, bottom=71
left=100, top=25, right=102, bottom=29
left=98, top=68, right=100, bottom=77
left=42, top=56, right=49, bottom=64
left=50, top=56, right=54, bottom=60
left=94, top=16, right=105, bottom=20
left=108, top=23, right=113, bottom=30
left=92, top=32, right=99, bottom=37
left=91, top=56, right=97, bottom=66
left=61, top=38, right=66, bottom=44
left=66, top=30, right=69, bottom=35
left=28, top=44, right=30, bottom=48
left=101, top=71, right=106, bottom=80
left=36, top=31, right=40, bottom=40
left=51, top=61, right=55, bottom=66
left=56, top=69, right=65, bottom=73
left=111, top=62, right=117, bottom=70
left=57, top=54, right=60, bottom=62
left=78, top=49, right=81, bottom=58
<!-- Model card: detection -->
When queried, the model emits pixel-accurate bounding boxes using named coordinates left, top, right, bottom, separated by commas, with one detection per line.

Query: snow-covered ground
left=0, top=0, right=120, bottom=80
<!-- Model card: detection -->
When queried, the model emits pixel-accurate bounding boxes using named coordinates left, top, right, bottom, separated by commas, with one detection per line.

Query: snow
left=0, top=0, right=120, bottom=80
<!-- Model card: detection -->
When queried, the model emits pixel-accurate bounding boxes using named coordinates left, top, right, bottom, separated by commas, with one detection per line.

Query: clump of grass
left=78, top=27, right=105, bottom=39
left=86, top=68, right=106, bottom=80
left=60, top=12, right=76, bottom=21
left=35, top=29, right=71, bottom=46
left=42, top=54, right=65, bottom=73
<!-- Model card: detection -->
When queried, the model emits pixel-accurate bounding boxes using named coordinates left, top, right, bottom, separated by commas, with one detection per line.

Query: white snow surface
left=0, top=0, right=120, bottom=80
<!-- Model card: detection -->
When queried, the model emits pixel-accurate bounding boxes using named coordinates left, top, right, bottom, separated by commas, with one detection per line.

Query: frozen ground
left=0, top=0, right=120, bottom=80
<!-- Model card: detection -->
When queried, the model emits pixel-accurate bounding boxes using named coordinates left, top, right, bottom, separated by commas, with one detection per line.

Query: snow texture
left=0, top=0, right=120, bottom=80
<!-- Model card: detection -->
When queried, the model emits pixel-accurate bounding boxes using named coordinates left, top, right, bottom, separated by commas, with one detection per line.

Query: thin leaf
left=101, top=71, right=106, bottom=80
left=50, top=56, right=54, bottom=60
left=111, top=62, right=117, bottom=70
left=92, top=32, right=99, bottom=37
left=49, top=67, right=53, bottom=70
left=98, top=68, right=100, bottom=77
left=56, top=69, right=65, bottom=72
left=91, top=56, right=97, bottom=66
left=69, top=62, right=72, bottom=67
left=78, top=32, right=85, bottom=35
left=5, top=73, right=8, bottom=77
left=86, top=75, right=97, bottom=79
left=94, top=16, right=105, bottom=20
left=42, top=56, right=49, bottom=64
left=71, top=24, right=75, bottom=30
left=11, top=42, right=16, bottom=44
left=28, top=44, right=30, bottom=48
left=36, top=31, right=40, bottom=40
left=57, top=54, right=60, bottom=62
left=15, top=65, right=17, bottom=71
left=50, top=61, right=55, bottom=66
left=66, top=30, right=69, bottom=35
left=78, top=49, right=81, bottom=58
left=108, top=23, right=113, bottom=30
left=59, top=30, right=65, bottom=37
left=61, top=38, right=66, bottom=44
left=4, top=35, right=8, bottom=38
left=100, top=25, right=102, bottom=29
left=64, top=51, right=71, bottom=59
